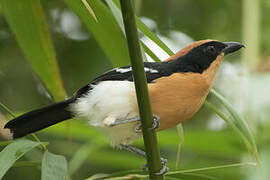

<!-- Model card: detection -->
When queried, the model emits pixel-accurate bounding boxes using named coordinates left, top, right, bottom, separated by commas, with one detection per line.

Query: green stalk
left=120, top=0, right=164, bottom=179
left=242, top=0, right=260, bottom=69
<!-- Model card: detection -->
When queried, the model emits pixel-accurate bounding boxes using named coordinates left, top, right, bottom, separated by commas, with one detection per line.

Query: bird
left=4, top=39, right=244, bottom=174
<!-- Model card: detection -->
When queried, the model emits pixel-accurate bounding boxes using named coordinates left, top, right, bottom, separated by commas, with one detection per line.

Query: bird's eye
left=205, top=46, right=216, bottom=55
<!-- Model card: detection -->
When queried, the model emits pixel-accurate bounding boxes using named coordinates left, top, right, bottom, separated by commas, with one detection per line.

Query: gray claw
left=155, top=165, right=169, bottom=176
left=134, top=114, right=160, bottom=133
left=141, top=163, right=148, bottom=171
left=149, top=114, right=160, bottom=130
left=155, top=158, right=169, bottom=175
left=141, top=157, right=169, bottom=175
left=134, top=124, right=142, bottom=133
left=161, top=158, right=168, bottom=164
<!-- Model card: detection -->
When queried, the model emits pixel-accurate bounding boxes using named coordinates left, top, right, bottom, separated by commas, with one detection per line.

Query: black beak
left=223, top=42, right=245, bottom=55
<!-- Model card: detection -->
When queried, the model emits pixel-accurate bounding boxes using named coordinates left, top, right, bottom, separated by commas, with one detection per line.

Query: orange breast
left=148, top=73, right=211, bottom=130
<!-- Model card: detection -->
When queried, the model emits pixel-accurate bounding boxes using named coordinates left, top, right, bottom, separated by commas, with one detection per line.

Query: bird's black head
left=175, top=40, right=244, bottom=74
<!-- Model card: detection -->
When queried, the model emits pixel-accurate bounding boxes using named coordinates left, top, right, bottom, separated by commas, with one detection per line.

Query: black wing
left=75, top=61, right=176, bottom=98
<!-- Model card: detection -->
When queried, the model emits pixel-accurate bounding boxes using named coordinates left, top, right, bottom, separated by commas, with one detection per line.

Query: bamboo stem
left=120, top=0, right=164, bottom=179
left=242, top=0, right=260, bottom=69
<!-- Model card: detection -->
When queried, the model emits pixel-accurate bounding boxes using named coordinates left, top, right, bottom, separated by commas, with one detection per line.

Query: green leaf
left=141, top=42, right=161, bottom=62
left=87, top=162, right=255, bottom=180
left=1, top=0, right=66, bottom=101
left=135, top=17, right=174, bottom=56
left=68, top=142, right=95, bottom=176
left=81, top=0, right=98, bottom=22
left=205, top=89, right=259, bottom=163
left=168, top=173, right=218, bottom=180
left=13, top=161, right=41, bottom=168
left=0, top=141, right=12, bottom=146
left=166, top=162, right=256, bottom=175
left=175, top=124, right=184, bottom=169
left=105, top=0, right=149, bottom=64
left=41, top=151, right=67, bottom=180
left=0, top=102, right=16, bottom=118
left=105, top=0, right=125, bottom=32
left=0, top=139, right=43, bottom=179
left=106, top=0, right=168, bottom=63
left=86, top=173, right=111, bottom=180
left=86, top=172, right=146, bottom=180
left=111, top=0, right=174, bottom=57
left=166, top=177, right=183, bottom=180
left=63, top=0, right=130, bottom=67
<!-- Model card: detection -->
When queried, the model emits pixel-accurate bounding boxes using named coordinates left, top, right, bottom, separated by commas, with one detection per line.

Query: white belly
left=69, top=81, right=141, bottom=146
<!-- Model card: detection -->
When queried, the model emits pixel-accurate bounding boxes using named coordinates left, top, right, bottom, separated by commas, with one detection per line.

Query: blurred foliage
left=0, top=0, right=270, bottom=180
left=42, top=150, right=67, bottom=180
left=0, top=139, right=44, bottom=179
left=1, top=0, right=66, bottom=101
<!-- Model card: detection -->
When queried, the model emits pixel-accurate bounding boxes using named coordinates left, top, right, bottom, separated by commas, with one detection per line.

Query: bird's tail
left=4, top=98, right=76, bottom=139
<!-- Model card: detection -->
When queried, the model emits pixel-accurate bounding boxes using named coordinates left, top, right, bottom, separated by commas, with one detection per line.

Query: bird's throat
left=202, top=54, right=224, bottom=86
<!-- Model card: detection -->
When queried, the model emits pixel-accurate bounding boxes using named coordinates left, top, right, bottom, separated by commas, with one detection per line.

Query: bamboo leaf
left=86, top=173, right=111, bottom=180
left=0, top=141, right=12, bottom=146
left=206, top=89, right=259, bottom=163
left=87, top=162, right=255, bottom=180
left=105, top=0, right=125, bottom=32
left=69, top=142, right=95, bottom=176
left=0, top=139, right=43, bottom=179
left=167, top=173, right=218, bottom=180
left=63, top=0, right=130, bottom=67
left=111, top=0, right=174, bottom=56
left=175, top=125, right=184, bottom=169
left=135, top=17, right=174, bottom=56
left=87, top=172, right=146, bottom=180
left=141, top=42, right=161, bottom=62
left=13, top=161, right=41, bottom=168
left=81, top=0, right=98, bottom=22
left=0, top=102, right=15, bottom=118
left=166, top=162, right=256, bottom=175
left=42, top=151, right=68, bottom=180
left=166, top=177, right=183, bottom=180
left=106, top=0, right=168, bottom=62
left=1, top=0, right=66, bottom=101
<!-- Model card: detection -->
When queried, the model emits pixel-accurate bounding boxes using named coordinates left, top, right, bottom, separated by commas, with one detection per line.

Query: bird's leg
left=108, top=114, right=160, bottom=132
left=120, top=144, right=146, bottom=158
left=109, top=117, right=140, bottom=126
left=120, top=144, right=169, bottom=175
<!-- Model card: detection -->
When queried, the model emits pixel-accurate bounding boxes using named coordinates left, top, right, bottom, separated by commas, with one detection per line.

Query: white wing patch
left=115, top=67, right=158, bottom=74
left=144, top=67, right=158, bottom=73
left=116, top=67, right=132, bottom=73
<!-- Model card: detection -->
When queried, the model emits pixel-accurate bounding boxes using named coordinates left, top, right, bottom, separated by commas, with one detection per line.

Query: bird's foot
left=134, top=114, right=160, bottom=133
left=119, top=144, right=168, bottom=175
left=142, top=157, right=169, bottom=175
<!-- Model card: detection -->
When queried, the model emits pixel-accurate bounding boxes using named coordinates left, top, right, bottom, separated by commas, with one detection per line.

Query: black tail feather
left=4, top=98, right=75, bottom=139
